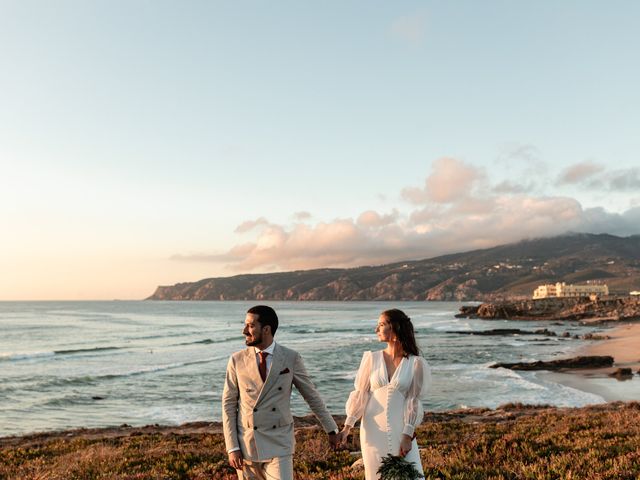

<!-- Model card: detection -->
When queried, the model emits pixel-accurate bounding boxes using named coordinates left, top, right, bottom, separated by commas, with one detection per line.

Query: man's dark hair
left=247, top=305, right=279, bottom=336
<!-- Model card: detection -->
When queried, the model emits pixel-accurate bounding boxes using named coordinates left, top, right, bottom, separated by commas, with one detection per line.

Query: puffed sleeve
left=402, top=356, right=431, bottom=437
left=344, top=351, right=372, bottom=427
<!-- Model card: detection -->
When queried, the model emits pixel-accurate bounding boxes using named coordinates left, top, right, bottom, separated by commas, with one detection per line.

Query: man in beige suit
left=223, top=305, right=339, bottom=479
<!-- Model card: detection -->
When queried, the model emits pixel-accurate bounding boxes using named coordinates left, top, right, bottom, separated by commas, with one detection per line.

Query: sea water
left=0, top=301, right=610, bottom=436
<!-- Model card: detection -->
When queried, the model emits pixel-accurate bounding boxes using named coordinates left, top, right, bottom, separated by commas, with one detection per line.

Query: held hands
left=228, top=450, right=243, bottom=470
left=335, top=425, right=351, bottom=448
left=328, top=431, right=340, bottom=451
left=399, top=434, right=413, bottom=457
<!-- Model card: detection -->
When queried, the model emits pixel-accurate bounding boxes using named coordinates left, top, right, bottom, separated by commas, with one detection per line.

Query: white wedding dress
left=345, top=351, right=431, bottom=480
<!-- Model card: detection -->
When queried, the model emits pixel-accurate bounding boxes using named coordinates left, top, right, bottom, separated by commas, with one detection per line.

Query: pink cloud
left=402, top=157, right=484, bottom=204
left=357, top=210, right=399, bottom=228
left=557, top=161, right=604, bottom=184
left=234, top=217, right=269, bottom=233
left=293, top=211, right=312, bottom=221
left=174, top=157, right=640, bottom=273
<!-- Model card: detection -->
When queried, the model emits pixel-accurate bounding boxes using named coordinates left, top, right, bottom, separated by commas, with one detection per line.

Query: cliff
left=148, top=233, right=640, bottom=301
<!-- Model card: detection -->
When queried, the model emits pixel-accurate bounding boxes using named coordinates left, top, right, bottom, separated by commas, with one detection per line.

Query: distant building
left=533, top=283, right=558, bottom=299
left=533, top=282, right=609, bottom=299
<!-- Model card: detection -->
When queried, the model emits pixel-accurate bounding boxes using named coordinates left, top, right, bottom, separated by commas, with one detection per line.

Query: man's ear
left=262, top=324, right=272, bottom=336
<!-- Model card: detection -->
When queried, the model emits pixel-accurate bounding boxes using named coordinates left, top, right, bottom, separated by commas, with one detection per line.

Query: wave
left=0, top=351, right=56, bottom=362
left=1, top=346, right=126, bottom=362
left=173, top=336, right=245, bottom=347
left=39, top=356, right=224, bottom=388
left=287, top=327, right=372, bottom=335
left=54, top=346, right=123, bottom=355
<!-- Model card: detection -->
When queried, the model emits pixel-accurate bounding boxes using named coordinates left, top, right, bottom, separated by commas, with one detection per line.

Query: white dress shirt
left=254, top=341, right=276, bottom=377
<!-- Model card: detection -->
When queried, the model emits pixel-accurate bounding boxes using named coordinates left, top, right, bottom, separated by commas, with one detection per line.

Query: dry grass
left=2, top=402, right=640, bottom=479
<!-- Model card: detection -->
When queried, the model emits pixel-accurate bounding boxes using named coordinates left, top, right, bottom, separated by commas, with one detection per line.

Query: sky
left=1, top=1, right=639, bottom=300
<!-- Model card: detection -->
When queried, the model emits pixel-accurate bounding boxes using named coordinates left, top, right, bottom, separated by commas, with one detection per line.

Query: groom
left=222, top=305, right=339, bottom=479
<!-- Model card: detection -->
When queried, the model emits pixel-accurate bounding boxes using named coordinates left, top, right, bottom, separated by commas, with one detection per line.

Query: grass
left=1, top=402, right=639, bottom=479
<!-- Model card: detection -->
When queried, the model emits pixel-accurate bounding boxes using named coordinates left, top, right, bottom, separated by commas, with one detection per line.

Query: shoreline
left=544, top=320, right=640, bottom=402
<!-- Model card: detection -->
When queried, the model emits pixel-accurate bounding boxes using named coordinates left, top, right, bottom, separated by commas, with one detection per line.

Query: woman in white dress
left=338, top=309, right=431, bottom=479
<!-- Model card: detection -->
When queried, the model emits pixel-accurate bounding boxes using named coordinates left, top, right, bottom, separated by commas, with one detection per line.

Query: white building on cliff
left=533, top=282, right=609, bottom=299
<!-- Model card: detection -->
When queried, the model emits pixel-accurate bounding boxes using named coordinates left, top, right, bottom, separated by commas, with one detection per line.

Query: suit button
left=272, top=408, right=276, bottom=411
left=278, top=387, right=282, bottom=390
left=272, top=425, right=276, bottom=429
left=253, top=408, right=258, bottom=412
left=253, top=426, right=257, bottom=430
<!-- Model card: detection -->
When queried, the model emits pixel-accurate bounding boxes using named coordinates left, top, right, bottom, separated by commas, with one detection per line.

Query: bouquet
left=377, top=454, right=424, bottom=480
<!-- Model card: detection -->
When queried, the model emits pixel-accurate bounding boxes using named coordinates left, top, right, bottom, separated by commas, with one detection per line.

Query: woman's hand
left=336, top=426, right=351, bottom=447
left=399, top=434, right=413, bottom=457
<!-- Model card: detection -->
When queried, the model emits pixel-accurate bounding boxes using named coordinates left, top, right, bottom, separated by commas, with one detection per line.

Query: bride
left=338, top=309, right=431, bottom=479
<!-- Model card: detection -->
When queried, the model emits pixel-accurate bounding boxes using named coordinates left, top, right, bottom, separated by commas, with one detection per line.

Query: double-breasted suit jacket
left=222, top=343, right=338, bottom=461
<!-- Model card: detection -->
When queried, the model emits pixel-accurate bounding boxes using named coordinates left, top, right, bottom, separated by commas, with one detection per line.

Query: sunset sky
left=1, top=1, right=639, bottom=300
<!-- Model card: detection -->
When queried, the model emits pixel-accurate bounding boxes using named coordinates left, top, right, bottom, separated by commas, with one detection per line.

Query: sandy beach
left=541, top=321, right=640, bottom=403
left=580, top=321, right=640, bottom=371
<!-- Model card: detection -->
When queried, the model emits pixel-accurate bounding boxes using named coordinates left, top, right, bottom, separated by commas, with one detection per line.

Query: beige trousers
left=238, top=455, right=293, bottom=480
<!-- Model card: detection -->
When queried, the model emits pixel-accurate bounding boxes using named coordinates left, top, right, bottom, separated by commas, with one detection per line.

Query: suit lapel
left=243, top=348, right=262, bottom=386
left=257, top=343, right=285, bottom=403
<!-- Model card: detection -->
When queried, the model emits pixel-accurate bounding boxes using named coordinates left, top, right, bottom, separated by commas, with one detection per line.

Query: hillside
left=147, top=233, right=640, bottom=301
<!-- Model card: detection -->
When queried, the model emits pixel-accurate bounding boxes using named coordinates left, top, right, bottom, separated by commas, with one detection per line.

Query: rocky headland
left=456, top=296, right=640, bottom=322
left=148, top=233, right=640, bottom=301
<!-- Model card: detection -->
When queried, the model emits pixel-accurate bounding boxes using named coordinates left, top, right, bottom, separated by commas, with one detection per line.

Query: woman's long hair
left=382, top=308, right=420, bottom=357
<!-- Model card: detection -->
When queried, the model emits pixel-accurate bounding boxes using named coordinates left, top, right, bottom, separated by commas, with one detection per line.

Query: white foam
left=0, top=351, right=55, bottom=362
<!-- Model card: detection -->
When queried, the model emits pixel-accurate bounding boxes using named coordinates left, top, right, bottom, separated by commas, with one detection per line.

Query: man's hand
left=399, top=434, right=413, bottom=457
left=228, top=450, right=244, bottom=470
left=328, top=431, right=340, bottom=451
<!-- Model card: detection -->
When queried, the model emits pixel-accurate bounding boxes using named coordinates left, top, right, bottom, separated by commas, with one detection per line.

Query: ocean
left=0, top=301, right=609, bottom=437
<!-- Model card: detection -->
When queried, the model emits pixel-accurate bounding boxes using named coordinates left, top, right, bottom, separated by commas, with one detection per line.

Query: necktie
left=259, top=351, right=268, bottom=382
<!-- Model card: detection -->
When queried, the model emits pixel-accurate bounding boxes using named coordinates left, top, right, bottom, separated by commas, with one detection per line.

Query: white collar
left=254, top=340, right=276, bottom=355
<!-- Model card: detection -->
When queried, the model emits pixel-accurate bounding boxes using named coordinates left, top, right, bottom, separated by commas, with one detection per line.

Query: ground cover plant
left=1, top=402, right=639, bottom=480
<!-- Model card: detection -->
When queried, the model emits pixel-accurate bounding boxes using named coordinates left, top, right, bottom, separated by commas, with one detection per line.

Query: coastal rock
left=446, top=328, right=558, bottom=337
left=490, top=355, right=614, bottom=371
left=455, top=305, right=480, bottom=318
left=459, top=297, right=640, bottom=322
left=580, top=333, right=610, bottom=340
left=608, top=368, right=633, bottom=379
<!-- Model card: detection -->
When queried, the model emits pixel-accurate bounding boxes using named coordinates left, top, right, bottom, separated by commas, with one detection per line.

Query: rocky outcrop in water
left=446, top=328, right=558, bottom=337
left=490, top=355, right=614, bottom=371
left=608, top=368, right=634, bottom=379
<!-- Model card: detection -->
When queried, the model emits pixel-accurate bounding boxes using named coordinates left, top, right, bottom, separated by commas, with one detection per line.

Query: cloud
left=402, top=157, right=484, bottom=204
left=390, top=11, right=427, bottom=45
left=357, top=209, right=399, bottom=227
left=173, top=157, right=640, bottom=273
left=492, top=180, right=535, bottom=194
left=557, top=161, right=604, bottom=185
left=608, top=169, right=640, bottom=190
left=557, top=164, right=640, bottom=192
left=293, top=211, right=312, bottom=221
left=234, top=217, right=269, bottom=233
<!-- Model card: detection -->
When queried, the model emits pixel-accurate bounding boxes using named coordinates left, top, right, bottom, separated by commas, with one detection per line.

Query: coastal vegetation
left=2, top=402, right=640, bottom=479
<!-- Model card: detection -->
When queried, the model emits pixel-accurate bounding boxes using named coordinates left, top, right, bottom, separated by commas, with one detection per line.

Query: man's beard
left=245, top=332, right=262, bottom=347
